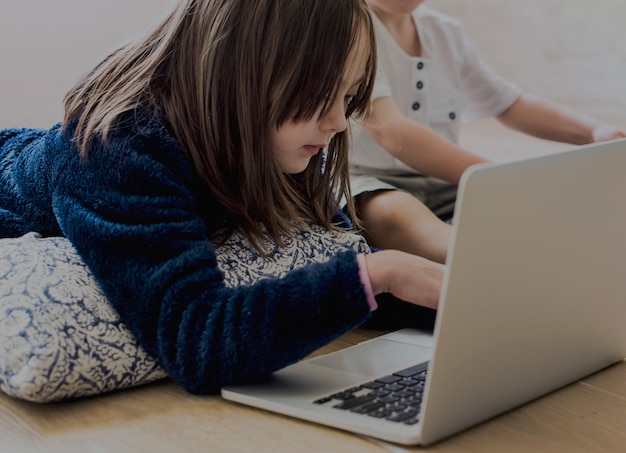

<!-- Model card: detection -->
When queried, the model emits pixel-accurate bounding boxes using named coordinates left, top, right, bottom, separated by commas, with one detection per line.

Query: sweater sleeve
left=48, top=119, right=372, bottom=395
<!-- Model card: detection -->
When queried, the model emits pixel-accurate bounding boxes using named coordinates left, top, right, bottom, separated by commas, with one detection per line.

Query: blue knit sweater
left=0, top=110, right=372, bottom=394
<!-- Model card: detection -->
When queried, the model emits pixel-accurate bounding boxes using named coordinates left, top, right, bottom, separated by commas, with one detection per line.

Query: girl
left=0, top=0, right=443, bottom=395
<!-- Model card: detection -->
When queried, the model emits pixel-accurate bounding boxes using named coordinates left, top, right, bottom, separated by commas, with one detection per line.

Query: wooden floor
left=2, top=327, right=626, bottom=453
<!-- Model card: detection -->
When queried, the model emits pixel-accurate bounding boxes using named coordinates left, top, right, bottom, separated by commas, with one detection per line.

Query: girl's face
left=367, top=0, right=426, bottom=15
left=271, top=31, right=370, bottom=174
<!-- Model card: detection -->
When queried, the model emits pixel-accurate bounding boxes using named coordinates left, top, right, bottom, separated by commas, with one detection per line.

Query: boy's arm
left=364, top=96, right=488, bottom=185
left=497, top=93, right=626, bottom=144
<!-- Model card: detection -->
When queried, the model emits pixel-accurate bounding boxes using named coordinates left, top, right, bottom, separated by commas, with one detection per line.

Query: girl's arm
left=496, top=93, right=626, bottom=144
left=364, top=96, right=488, bottom=185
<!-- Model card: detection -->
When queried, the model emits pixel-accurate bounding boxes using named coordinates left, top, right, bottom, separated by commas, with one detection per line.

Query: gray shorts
left=350, top=173, right=458, bottom=221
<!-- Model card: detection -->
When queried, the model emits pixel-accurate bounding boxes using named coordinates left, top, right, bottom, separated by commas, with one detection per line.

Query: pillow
left=0, top=227, right=370, bottom=402
left=0, top=233, right=167, bottom=402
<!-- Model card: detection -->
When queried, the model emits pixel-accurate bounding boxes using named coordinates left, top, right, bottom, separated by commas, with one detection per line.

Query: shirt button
left=449, top=112, right=456, bottom=120
left=417, top=61, right=424, bottom=70
left=416, top=81, right=424, bottom=90
left=412, top=102, right=421, bottom=111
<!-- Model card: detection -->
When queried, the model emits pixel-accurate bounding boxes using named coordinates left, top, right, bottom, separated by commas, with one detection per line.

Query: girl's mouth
left=304, top=145, right=325, bottom=154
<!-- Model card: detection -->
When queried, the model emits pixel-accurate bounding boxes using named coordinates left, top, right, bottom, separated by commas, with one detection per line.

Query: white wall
left=2, top=1, right=625, bottom=129
left=0, top=0, right=176, bottom=128
left=427, top=0, right=626, bottom=119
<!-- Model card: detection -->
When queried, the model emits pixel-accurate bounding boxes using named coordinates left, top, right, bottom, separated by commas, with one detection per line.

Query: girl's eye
left=344, top=94, right=356, bottom=106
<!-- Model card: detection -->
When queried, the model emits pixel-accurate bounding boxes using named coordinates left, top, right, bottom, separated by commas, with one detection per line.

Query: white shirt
left=350, top=6, right=522, bottom=176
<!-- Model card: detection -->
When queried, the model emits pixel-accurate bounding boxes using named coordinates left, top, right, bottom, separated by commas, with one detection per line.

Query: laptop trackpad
left=308, top=339, right=432, bottom=379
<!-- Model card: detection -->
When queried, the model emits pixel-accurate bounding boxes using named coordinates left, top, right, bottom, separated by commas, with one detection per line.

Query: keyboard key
left=376, top=375, right=402, bottom=384
left=361, top=381, right=385, bottom=390
left=393, top=362, right=429, bottom=378
left=333, top=394, right=376, bottom=410
left=386, top=410, right=419, bottom=423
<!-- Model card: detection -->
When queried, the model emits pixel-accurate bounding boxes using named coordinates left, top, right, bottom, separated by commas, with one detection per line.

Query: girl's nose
left=320, top=100, right=348, bottom=134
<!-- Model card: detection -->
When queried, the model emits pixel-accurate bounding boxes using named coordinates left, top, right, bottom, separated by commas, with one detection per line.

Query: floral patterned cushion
left=0, top=227, right=370, bottom=402
left=0, top=233, right=166, bottom=402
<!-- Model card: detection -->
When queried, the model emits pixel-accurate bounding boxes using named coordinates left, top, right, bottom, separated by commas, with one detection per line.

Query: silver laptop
left=222, top=138, right=626, bottom=446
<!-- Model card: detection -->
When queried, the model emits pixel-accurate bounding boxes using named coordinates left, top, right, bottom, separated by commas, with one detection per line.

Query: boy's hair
left=63, top=0, right=376, bottom=248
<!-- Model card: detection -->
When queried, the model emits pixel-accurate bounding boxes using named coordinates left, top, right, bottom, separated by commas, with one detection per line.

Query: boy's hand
left=592, top=124, right=626, bottom=143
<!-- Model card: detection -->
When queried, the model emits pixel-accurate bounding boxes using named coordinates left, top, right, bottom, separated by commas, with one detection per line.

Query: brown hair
left=63, top=0, right=376, bottom=249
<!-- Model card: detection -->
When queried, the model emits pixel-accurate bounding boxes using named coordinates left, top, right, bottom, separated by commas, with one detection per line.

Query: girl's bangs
left=276, top=1, right=374, bottom=124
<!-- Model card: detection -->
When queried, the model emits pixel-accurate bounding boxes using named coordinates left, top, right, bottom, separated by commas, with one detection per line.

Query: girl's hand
left=363, top=250, right=444, bottom=310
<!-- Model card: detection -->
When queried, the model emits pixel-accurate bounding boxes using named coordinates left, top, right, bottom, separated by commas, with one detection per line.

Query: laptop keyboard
left=313, top=361, right=429, bottom=425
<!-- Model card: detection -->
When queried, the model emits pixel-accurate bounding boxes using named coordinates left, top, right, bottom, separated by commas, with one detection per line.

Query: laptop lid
left=222, top=138, right=626, bottom=446
left=420, top=137, right=626, bottom=444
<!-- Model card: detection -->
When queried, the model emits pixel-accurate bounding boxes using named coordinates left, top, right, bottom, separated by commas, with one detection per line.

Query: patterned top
left=218, top=222, right=370, bottom=287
